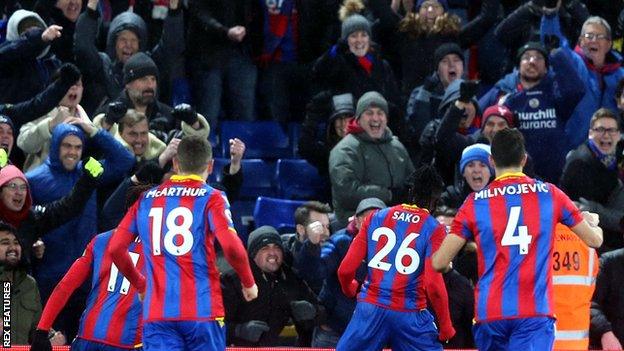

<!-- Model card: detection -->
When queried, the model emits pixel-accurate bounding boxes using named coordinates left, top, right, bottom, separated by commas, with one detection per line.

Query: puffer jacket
left=329, top=122, right=414, bottom=226
left=25, top=124, right=134, bottom=286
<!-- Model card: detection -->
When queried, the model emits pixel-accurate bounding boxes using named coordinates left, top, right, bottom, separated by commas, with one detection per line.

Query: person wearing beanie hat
left=355, top=91, right=389, bottom=122
left=459, top=143, right=493, bottom=192
left=246, top=225, right=284, bottom=264
left=481, top=105, right=515, bottom=142
left=222, top=224, right=321, bottom=346
left=341, top=14, right=371, bottom=40
left=73, top=0, right=183, bottom=115
left=516, top=41, right=549, bottom=68
left=341, top=14, right=372, bottom=58
left=329, top=89, right=414, bottom=226
left=122, top=52, right=161, bottom=113
left=123, top=52, right=159, bottom=85
left=433, top=43, right=465, bottom=89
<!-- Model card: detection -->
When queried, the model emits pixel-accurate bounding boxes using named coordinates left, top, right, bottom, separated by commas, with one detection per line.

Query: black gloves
left=458, top=80, right=479, bottom=103
left=290, top=300, right=316, bottom=322
left=234, top=320, right=270, bottom=343
left=172, top=103, right=198, bottom=125
left=59, top=63, right=81, bottom=86
left=423, top=74, right=440, bottom=93
left=134, top=161, right=165, bottom=185
left=105, top=101, right=127, bottom=125
left=29, top=329, right=52, bottom=351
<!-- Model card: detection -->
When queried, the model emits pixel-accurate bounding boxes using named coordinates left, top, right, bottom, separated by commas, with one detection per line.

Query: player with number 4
left=336, top=165, right=455, bottom=351
left=109, top=135, right=258, bottom=351
left=432, top=128, right=603, bottom=351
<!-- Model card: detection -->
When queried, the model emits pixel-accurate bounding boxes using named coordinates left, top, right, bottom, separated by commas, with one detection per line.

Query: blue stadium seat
left=253, top=196, right=306, bottom=233
left=229, top=200, right=256, bottom=243
left=275, top=159, right=327, bottom=200
left=207, top=158, right=230, bottom=184
left=239, top=159, right=276, bottom=200
left=288, top=122, right=301, bottom=157
left=220, top=121, right=293, bottom=159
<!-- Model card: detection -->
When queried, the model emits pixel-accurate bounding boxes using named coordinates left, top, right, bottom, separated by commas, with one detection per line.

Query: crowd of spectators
left=3, top=0, right=624, bottom=348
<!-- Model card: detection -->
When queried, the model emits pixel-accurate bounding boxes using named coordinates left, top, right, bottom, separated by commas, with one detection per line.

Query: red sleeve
left=425, top=224, right=455, bottom=341
left=108, top=202, right=146, bottom=293
left=37, top=238, right=95, bottom=331
left=553, top=184, right=583, bottom=227
left=424, top=258, right=455, bottom=341
left=337, top=215, right=369, bottom=297
left=210, top=193, right=255, bottom=288
left=450, top=198, right=475, bottom=241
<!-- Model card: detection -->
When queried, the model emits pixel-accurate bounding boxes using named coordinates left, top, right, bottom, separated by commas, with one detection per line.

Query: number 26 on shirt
left=368, top=227, right=421, bottom=275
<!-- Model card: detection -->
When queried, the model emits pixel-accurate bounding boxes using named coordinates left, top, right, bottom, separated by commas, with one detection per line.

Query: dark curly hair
left=406, top=165, right=445, bottom=210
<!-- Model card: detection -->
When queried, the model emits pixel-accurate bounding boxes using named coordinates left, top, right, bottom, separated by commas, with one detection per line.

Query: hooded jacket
left=25, top=124, right=134, bottom=283
left=329, top=122, right=414, bottom=226
left=74, top=7, right=184, bottom=114
left=0, top=10, right=61, bottom=104
left=0, top=165, right=99, bottom=266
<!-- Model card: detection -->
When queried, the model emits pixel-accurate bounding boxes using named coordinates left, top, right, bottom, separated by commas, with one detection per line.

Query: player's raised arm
left=31, top=237, right=95, bottom=350
left=570, top=211, right=604, bottom=248
left=108, top=202, right=146, bottom=293
left=210, top=193, right=257, bottom=301
left=337, top=216, right=369, bottom=298
left=431, top=233, right=466, bottom=272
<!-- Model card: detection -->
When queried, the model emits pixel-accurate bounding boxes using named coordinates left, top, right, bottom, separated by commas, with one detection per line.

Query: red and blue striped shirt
left=339, top=204, right=447, bottom=311
left=110, top=175, right=254, bottom=323
left=451, top=173, right=583, bottom=322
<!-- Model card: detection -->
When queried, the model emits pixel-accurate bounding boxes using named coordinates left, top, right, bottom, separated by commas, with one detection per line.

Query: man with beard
left=480, top=41, right=584, bottom=183
left=93, top=52, right=179, bottom=142
left=221, top=225, right=321, bottom=347
left=0, top=222, right=42, bottom=345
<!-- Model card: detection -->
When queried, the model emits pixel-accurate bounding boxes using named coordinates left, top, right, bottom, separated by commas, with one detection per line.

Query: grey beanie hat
left=355, top=91, right=389, bottom=120
left=341, top=14, right=371, bottom=40
left=247, top=225, right=283, bottom=259
left=355, top=197, right=386, bottom=216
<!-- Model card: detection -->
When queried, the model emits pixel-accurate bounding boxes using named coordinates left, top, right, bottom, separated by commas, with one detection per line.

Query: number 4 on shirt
left=501, top=206, right=532, bottom=255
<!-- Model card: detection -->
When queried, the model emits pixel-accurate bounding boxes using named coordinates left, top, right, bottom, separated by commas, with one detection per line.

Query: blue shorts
left=71, top=337, right=142, bottom=351
left=473, top=317, right=555, bottom=351
left=142, top=320, right=225, bottom=351
left=336, top=302, right=441, bottom=351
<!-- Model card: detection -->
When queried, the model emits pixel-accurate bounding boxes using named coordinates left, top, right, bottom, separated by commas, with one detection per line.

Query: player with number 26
left=109, top=135, right=258, bottom=351
left=336, top=165, right=455, bottom=351
left=432, top=128, right=603, bottom=351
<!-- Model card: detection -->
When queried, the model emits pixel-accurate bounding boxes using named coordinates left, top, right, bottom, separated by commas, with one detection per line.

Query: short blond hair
left=118, top=109, right=147, bottom=133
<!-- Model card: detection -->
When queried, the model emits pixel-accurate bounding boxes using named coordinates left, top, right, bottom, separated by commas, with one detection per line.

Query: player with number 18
left=109, top=135, right=258, bottom=351
left=432, top=128, right=603, bottom=351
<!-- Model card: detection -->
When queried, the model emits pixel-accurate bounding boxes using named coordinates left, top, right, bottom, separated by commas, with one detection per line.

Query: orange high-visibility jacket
left=552, top=224, right=599, bottom=350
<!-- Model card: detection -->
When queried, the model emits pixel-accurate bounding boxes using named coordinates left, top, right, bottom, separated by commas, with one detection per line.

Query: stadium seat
left=288, top=122, right=301, bottom=157
left=220, top=121, right=293, bottom=159
left=229, top=200, right=256, bottom=243
left=239, top=159, right=276, bottom=200
left=207, top=158, right=230, bottom=184
left=253, top=196, right=306, bottom=233
left=275, top=159, right=327, bottom=200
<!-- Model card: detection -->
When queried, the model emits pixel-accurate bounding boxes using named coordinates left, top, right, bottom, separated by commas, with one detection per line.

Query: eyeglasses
left=520, top=54, right=545, bottom=62
left=3, top=183, right=27, bottom=192
left=582, top=33, right=609, bottom=41
left=592, top=127, right=619, bottom=135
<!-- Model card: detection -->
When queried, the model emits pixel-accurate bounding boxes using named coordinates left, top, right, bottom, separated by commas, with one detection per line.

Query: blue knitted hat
left=460, top=144, right=493, bottom=174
